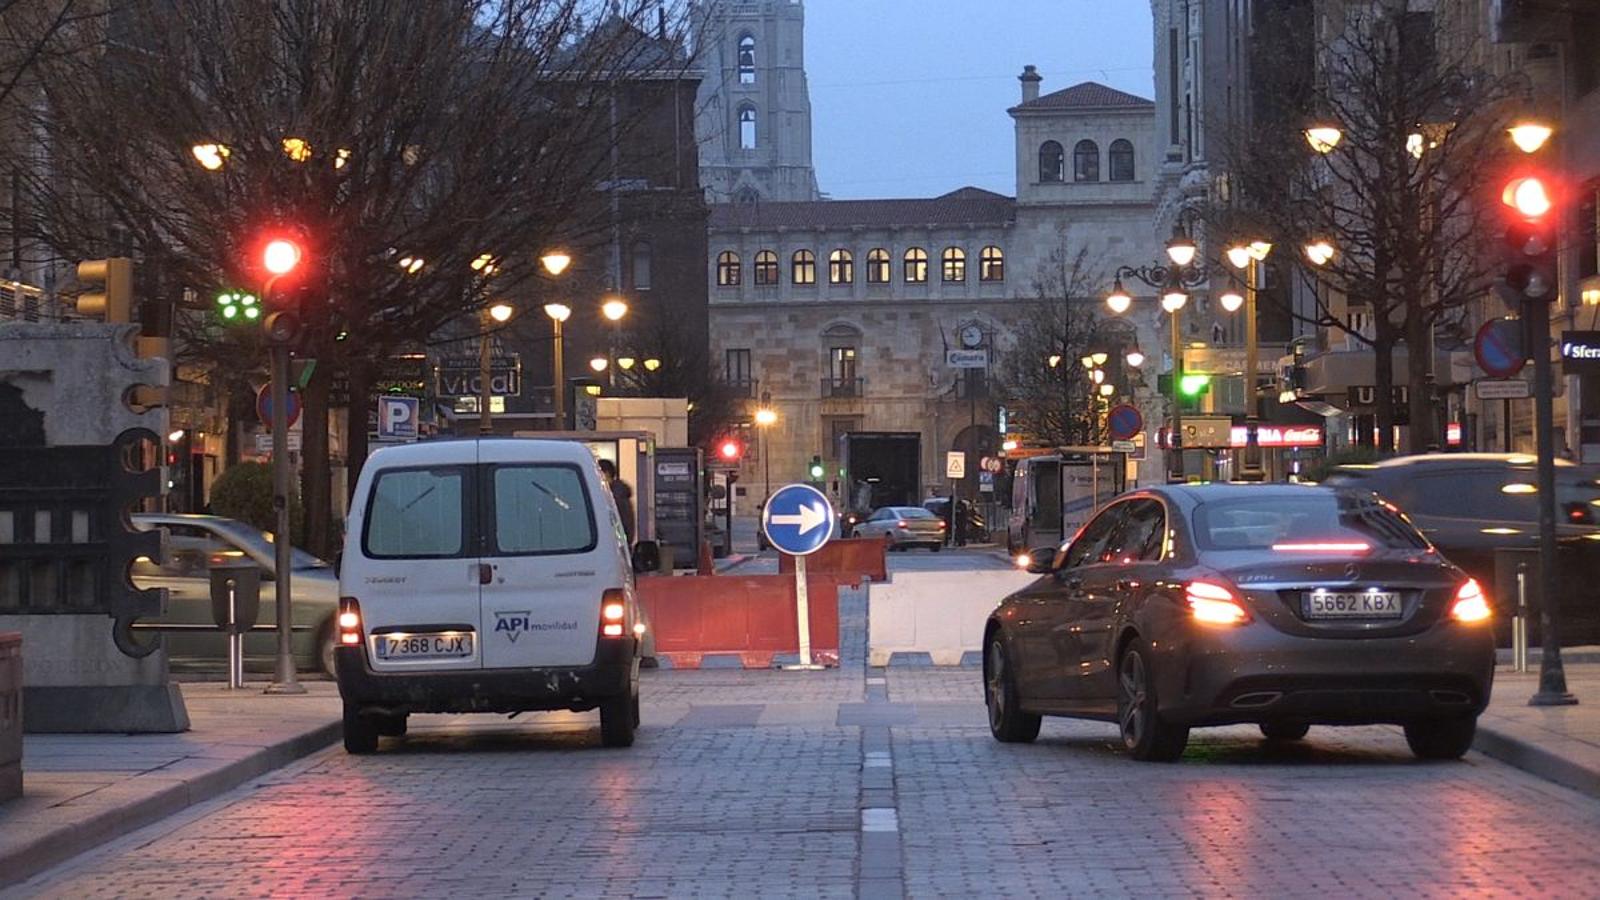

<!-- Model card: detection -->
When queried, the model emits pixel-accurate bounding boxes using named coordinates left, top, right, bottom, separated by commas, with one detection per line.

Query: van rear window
left=491, top=464, right=596, bottom=555
left=365, top=467, right=467, bottom=558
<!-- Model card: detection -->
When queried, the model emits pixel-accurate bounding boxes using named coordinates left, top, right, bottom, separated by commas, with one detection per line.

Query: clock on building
left=960, top=324, right=984, bottom=349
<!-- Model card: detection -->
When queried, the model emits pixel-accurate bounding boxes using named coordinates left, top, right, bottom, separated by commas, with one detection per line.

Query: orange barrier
left=636, top=574, right=840, bottom=669
left=777, top=536, right=888, bottom=586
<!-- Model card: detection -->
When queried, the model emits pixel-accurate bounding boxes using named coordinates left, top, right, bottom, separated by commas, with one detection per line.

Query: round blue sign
left=761, top=483, right=835, bottom=556
left=1107, top=404, right=1144, bottom=442
left=1475, top=318, right=1526, bottom=379
left=255, top=384, right=302, bottom=428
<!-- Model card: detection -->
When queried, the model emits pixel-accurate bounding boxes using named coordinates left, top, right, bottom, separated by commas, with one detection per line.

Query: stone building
left=706, top=70, right=1164, bottom=505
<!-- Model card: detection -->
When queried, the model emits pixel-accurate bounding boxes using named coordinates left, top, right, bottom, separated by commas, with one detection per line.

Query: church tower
left=693, top=0, right=821, bottom=203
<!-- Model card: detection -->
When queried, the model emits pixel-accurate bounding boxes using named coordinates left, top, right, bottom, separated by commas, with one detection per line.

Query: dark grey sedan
left=984, top=484, right=1496, bottom=761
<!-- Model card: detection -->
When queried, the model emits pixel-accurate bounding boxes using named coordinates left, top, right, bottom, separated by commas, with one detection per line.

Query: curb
left=1472, top=722, right=1600, bottom=802
left=0, top=719, right=341, bottom=889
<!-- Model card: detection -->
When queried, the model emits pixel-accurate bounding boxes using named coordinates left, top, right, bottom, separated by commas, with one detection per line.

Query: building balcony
left=821, top=377, right=864, bottom=399
left=728, top=378, right=759, bottom=399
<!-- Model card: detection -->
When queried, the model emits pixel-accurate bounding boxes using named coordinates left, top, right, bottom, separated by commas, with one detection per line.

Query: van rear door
left=478, top=443, right=613, bottom=669
left=355, top=460, right=482, bottom=673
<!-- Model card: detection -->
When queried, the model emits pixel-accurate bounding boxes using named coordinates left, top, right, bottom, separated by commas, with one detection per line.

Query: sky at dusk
left=805, top=1, right=1155, bottom=200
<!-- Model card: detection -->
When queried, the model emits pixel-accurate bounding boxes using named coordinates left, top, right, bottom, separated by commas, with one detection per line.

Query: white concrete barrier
left=868, top=571, right=1039, bottom=666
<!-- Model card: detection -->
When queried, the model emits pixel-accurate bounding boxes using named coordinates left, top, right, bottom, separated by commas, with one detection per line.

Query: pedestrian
left=597, top=458, right=636, bottom=546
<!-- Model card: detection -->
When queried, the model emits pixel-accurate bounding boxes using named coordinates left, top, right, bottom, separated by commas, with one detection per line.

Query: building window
left=941, top=247, right=966, bottom=283
left=979, top=246, right=1004, bottom=282
left=1074, top=140, right=1099, bottom=182
left=829, top=345, right=858, bottom=396
left=903, top=247, right=928, bottom=284
left=737, top=35, right=756, bottom=85
left=739, top=105, right=757, bottom=150
left=725, top=348, right=752, bottom=388
left=735, top=187, right=760, bottom=205
left=791, top=249, right=816, bottom=285
left=828, top=249, right=854, bottom=285
left=717, top=250, right=741, bottom=287
left=1039, top=140, right=1064, bottom=183
left=866, top=248, right=890, bottom=283
left=1109, top=139, right=1135, bottom=182
left=631, top=242, right=652, bottom=291
left=754, top=250, right=778, bottom=285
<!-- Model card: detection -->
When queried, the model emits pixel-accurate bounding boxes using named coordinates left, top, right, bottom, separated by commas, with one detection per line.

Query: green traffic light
left=1179, top=374, right=1211, bottom=396
left=244, top=306, right=260, bottom=320
left=221, top=305, right=237, bottom=319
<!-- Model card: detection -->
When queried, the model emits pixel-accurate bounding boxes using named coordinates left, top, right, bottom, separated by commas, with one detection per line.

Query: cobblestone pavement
left=16, top=663, right=1600, bottom=897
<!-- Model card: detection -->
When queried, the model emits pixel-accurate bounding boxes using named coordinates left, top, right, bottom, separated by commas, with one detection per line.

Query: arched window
left=737, top=35, right=756, bottom=84
left=717, top=250, right=741, bottom=287
left=1039, top=140, right=1065, bottom=183
left=738, top=105, right=757, bottom=150
left=903, top=247, right=928, bottom=284
left=866, top=248, right=891, bottom=284
left=979, top=246, right=1004, bottom=282
left=754, top=250, right=778, bottom=285
left=941, top=247, right=966, bottom=283
left=1074, top=139, right=1100, bottom=182
left=631, top=242, right=652, bottom=291
left=734, top=187, right=760, bottom=205
left=828, top=249, right=854, bottom=285
left=1109, top=139, right=1135, bottom=182
left=791, top=249, right=816, bottom=285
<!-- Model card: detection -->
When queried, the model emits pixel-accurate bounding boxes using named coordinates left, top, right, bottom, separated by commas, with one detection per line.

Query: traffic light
left=255, top=234, right=307, bottom=345
left=75, top=257, right=133, bottom=322
left=215, top=291, right=260, bottom=326
left=718, top=438, right=744, bottom=463
left=1499, top=173, right=1559, bottom=306
left=808, top=455, right=824, bottom=480
left=1179, top=374, right=1211, bottom=397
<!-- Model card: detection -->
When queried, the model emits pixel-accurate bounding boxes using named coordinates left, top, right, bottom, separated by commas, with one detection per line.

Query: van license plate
left=1302, top=591, right=1402, bottom=619
left=375, top=633, right=474, bottom=660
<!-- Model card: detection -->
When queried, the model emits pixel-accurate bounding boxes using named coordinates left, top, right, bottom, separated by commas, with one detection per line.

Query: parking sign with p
left=377, top=396, right=420, bottom=441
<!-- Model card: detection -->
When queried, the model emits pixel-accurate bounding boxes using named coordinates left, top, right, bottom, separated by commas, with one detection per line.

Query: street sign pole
left=1526, top=298, right=1576, bottom=706
left=265, top=344, right=304, bottom=695
left=792, top=553, right=814, bottom=668
left=762, top=483, right=834, bottom=672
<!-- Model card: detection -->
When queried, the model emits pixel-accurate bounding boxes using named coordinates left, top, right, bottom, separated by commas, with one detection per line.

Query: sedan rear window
left=897, top=508, right=936, bottom=519
left=1193, top=493, right=1428, bottom=551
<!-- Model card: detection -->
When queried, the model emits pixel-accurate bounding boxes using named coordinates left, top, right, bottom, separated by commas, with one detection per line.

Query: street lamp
left=755, top=396, right=777, bottom=503
left=1304, top=240, right=1336, bottom=267
left=1125, top=350, right=1145, bottom=368
left=1106, top=279, right=1133, bottom=314
left=1305, top=123, right=1343, bottom=154
left=589, top=356, right=608, bottom=372
left=540, top=251, right=572, bottom=277
left=1160, top=288, right=1189, bottom=312
left=602, top=298, right=628, bottom=322
left=544, top=302, right=572, bottom=429
left=479, top=303, right=514, bottom=435
left=191, top=143, right=229, bottom=170
left=1099, top=383, right=1116, bottom=397
left=1165, top=225, right=1197, bottom=267
left=1225, top=239, right=1276, bottom=481
left=1508, top=122, right=1553, bottom=154
left=1047, top=354, right=1062, bottom=369
left=643, top=358, right=661, bottom=371
left=1218, top=288, right=1245, bottom=312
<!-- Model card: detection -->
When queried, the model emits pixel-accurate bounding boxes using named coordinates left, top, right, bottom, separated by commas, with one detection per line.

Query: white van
left=336, top=438, right=644, bottom=752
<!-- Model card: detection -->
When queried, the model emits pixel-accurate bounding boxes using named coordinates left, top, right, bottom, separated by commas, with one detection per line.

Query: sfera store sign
left=1561, top=332, right=1600, bottom=374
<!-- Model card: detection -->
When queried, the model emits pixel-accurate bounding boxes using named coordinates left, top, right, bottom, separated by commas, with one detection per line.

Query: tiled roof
left=709, top=187, right=1015, bottom=230
left=1011, top=81, right=1153, bottom=112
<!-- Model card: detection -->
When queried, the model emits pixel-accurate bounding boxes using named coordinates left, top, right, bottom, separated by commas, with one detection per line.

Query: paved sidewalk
left=0, top=682, right=341, bottom=888
left=1474, top=661, right=1600, bottom=800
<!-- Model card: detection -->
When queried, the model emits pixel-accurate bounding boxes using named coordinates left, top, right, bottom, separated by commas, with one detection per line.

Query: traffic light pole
left=1526, top=303, right=1575, bottom=706
left=1168, top=305, right=1185, bottom=483
left=1240, top=258, right=1265, bottom=481
left=265, top=343, right=304, bottom=695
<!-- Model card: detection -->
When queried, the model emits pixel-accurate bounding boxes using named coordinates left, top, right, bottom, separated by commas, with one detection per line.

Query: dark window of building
left=1579, top=182, right=1598, bottom=280
left=828, top=249, right=854, bottom=285
left=631, top=242, right=651, bottom=291
left=738, top=105, right=757, bottom=149
left=738, top=35, right=756, bottom=85
left=903, top=247, right=928, bottom=284
left=1168, top=28, right=1180, bottom=143
left=1039, top=140, right=1065, bottom=183
left=866, top=248, right=891, bottom=283
left=1074, top=140, right=1099, bottom=182
left=791, top=249, right=816, bottom=285
left=830, top=345, right=857, bottom=383
left=941, top=247, right=966, bottom=283
left=717, top=250, right=741, bottom=287
left=754, top=250, right=778, bottom=285
left=1109, top=139, right=1135, bottom=182
left=979, top=246, right=1004, bottom=282
left=725, top=348, right=752, bottom=385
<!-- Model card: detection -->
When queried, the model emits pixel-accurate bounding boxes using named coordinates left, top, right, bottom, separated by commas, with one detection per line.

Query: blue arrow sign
left=762, top=483, right=835, bottom=556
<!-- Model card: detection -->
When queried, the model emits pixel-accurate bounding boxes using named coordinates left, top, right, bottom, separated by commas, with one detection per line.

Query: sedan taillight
left=897, top=520, right=908, bottom=528
left=1450, top=578, right=1491, bottom=623
left=1186, top=580, right=1250, bottom=625
left=338, top=598, right=363, bottom=646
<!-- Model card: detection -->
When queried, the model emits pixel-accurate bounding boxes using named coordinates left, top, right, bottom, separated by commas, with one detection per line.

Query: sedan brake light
left=897, top=520, right=908, bottom=528
left=338, top=598, right=363, bottom=645
left=1450, top=578, right=1491, bottom=623
left=1270, top=542, right=1371, bottom=553
left=1186, top=580, right=1250, bottom=625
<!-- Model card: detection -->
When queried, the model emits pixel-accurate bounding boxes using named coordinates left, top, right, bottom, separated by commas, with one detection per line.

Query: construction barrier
left=636, top=575, right=840, bottom=668
left=868, top=571, right=1038, bottom=666
left=777, top=536, right=889, bottom=587
left=0, top=633, right=19, bottom=800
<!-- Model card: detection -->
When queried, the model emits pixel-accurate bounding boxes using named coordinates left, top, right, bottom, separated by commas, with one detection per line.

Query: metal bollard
left=227, top=578, right=244, bottom=690
left=1513, top=562, right=1529, bottom=673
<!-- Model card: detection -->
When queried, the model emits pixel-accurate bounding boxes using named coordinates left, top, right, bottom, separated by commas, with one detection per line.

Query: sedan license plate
left=1302, top=591, right=1402, bottom=619
left=375, top=632, right=474, bottom=660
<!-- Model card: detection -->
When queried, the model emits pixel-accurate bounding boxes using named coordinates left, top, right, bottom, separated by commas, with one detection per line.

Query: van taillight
left=338, top=598, right=363, bottom=645
left=601, top=589, right=626, bottom=638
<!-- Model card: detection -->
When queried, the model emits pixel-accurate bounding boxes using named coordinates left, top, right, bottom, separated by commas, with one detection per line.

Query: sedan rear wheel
left=1117, top=640, right=1188, bottom=762
left=985, top=637, right=1040, bottom=743
left=1260, top=722, right=1310, bottom=741
left=1404, top=716, right=1476, bottom=760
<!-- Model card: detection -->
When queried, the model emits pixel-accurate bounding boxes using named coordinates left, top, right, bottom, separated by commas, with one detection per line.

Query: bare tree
left=13, top=0, right=696, bottom=555
left=614, top=312, right=741, bottom=450
left=1223, top=0, right=1515, bottom=451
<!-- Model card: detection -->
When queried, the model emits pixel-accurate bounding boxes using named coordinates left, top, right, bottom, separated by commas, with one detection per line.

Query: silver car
left=131, top=514, right=339, bottom=674
left=852, top=506, right=947, bottom=551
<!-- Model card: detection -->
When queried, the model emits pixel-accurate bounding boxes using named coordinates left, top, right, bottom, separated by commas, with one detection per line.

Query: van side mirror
left=631, top=540, right=661, bottom=574
left=1024, top=546, right=1056, bottom=574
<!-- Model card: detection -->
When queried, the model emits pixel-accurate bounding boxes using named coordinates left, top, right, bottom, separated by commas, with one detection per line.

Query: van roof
left=365, top=437, right=600, bottom=468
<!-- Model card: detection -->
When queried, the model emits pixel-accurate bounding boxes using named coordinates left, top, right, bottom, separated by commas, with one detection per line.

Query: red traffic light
left=263, top=239, right=303, bottom=276
left=1501, top=176, right=1553, bottom=219
left=718, top=439, right=743, bottom=462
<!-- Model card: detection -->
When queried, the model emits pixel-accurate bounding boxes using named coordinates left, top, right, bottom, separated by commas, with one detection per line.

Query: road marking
left=861, top=808, right=899, bottom=832
left=864, top=751, right=892, bottom=768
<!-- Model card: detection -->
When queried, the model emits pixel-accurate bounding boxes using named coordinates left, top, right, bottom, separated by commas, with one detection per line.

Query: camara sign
left=1561, top=331, right=1600, bottom=375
